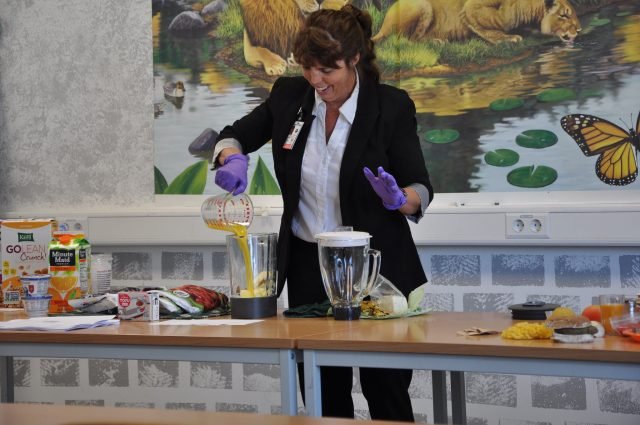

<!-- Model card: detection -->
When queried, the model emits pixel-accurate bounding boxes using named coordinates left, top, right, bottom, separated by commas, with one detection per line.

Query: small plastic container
left=22, top=294, right=52, bottom=317
left=20, top=274, right=51, bottom=297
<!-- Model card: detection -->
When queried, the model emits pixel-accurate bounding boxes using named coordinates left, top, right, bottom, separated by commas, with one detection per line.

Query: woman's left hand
left=363, top=166, right=407, bottom=210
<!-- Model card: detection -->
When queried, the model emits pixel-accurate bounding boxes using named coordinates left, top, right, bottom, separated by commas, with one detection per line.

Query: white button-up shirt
left=291, top=75, right=360, bottom=242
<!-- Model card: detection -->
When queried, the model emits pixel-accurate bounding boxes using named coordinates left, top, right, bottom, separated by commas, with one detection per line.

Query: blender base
left=333, top=306, right=361, bottom=320
left=231, top=295, right=277, bottom=319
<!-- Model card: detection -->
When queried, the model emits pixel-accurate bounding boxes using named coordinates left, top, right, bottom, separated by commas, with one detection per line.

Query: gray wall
left=0, top=0, right=153, bottom=210
left=1, top=1, right=639, bottom=425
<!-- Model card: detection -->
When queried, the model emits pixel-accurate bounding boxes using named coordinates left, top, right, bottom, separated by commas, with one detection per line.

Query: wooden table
left=0, top=402, right=434, bottom=425
left=0, top=309, right=350, bottom=415
left=297, top=312, right=640, bottom=424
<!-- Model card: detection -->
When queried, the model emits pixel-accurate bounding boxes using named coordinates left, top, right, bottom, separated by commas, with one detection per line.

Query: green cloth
left=283, top=300, right=332, bottom=318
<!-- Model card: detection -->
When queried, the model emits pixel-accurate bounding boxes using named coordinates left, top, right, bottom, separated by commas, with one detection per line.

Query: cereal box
left=1, top=219, right=55, bottom=307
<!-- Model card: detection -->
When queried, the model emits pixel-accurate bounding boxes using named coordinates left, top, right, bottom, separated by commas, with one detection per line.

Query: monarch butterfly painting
left=561, top=111, right=640, bottom=186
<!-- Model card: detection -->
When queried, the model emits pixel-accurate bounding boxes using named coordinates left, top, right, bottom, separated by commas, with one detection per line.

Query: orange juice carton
left=1, top=219, right=55, bottom=308
left=117, top=291, right=160, bottom=321
left=74, top=235, right=91, bottom=295
left=48, top=233, right=88, bottom=313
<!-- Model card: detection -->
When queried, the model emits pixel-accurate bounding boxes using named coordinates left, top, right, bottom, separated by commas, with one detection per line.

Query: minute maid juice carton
left=1, top=219, right=56, bottom=307
left=48, top=232, right=89, bottom=313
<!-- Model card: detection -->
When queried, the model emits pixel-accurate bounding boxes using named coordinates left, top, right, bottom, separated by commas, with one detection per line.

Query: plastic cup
left=20, top=274, right=51, bottom=297
left=599, top=294, right=626, bottom=335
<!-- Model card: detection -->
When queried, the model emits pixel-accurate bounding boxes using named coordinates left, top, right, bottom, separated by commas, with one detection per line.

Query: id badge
left=283, top=120, right=304, bottom=150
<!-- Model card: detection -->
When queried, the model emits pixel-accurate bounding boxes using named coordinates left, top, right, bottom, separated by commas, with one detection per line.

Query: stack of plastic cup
left=20, top=274, right=52, bottom=317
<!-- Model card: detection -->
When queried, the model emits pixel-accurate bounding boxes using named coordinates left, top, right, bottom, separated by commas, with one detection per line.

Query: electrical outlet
left=56, top=217, right=89, bottom=237
left=506, top=213, right=550, bottom=239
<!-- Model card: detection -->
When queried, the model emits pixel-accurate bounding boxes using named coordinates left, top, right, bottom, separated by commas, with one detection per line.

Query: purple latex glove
left=215, top=153, right=249, bottom=195
left=363, top=166, right=407, bottom=210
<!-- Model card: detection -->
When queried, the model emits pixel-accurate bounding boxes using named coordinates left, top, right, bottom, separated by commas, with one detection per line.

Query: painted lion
left=240, top=0, right=320, bottom=76
left=372, top=0, right=581, bottom=45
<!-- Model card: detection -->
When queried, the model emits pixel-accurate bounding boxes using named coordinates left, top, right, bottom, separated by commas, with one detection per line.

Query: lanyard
left=283, top=107, right=305, bottom=150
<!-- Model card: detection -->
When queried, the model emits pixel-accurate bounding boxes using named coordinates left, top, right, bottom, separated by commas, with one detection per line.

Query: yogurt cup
left=21, top=274, right=51, bottom=297
left=22, top=294, right=52, bottom=317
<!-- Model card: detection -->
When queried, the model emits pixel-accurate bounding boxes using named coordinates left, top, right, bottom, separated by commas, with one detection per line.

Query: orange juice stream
left=207, top=222, right=254, bottom=296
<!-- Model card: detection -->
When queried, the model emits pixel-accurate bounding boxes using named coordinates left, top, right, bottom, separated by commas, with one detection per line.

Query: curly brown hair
left=293, top=4, right=380, bottom=83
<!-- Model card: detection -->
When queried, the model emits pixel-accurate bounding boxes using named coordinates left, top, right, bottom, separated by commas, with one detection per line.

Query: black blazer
left=217, top=76, right=433, bottom=297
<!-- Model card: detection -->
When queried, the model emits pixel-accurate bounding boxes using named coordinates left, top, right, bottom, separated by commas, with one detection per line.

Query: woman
left=212, top=5, right=432, bottom=421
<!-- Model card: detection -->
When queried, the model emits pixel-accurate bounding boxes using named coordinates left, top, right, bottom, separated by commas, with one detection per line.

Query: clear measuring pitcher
left=315, top=231, right=381, bottom=320
left=201, top=193, right=254, bottom=234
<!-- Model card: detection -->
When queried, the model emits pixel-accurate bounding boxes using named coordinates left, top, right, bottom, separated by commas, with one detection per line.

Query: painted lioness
left=240, top=0, right=320, bottom=76
left=372, top=0, right=581, bottom=44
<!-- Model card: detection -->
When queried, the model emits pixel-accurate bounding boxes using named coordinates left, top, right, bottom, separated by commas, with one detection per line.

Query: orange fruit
left=581, top=305, right=601, bottom=323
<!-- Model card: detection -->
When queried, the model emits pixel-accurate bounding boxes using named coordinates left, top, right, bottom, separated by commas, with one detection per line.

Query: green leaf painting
left=164, top=160, right=208, bottom=194
left=507, top=165, right=558, bottom=188
left=424, top=129, right=460, bottom=144
left=515, top=130, right=558, bottom=149
left=154, top=166, right=168, bottom=194
left=485, top=149, right=520, bottom=167
left=249, top=155, right=281, bottom=195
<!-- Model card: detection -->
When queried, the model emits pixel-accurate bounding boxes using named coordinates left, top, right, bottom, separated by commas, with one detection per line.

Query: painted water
left=153, top=6, right=640, bottom=195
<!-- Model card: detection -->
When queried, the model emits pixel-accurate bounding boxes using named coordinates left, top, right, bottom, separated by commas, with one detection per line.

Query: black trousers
left=288, top=236, right=415, bottom=422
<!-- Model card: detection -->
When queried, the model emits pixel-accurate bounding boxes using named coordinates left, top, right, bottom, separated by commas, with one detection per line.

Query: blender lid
left=314, top=231, right=371, bottom=247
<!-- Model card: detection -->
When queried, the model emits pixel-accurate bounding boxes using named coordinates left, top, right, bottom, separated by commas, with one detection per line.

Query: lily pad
left=589, top=18, right=611, bottom=27
left=507, top=165, right=558, bottom=188
left=616, top=12, right=631, bottom=17
left=515, top=130, right=558, bottom=149
left=485, top=149, right=520, bottom=167
left=249, top=155, right=281, bottom=195
left=154, top=166, right=168, bottom=194
left=424, top=129, right=460, bottom=144
left=489, top=98, right=524, bottom=111
left=536, top=88, right=576, bottom=103
left=164, top=160, right=208, bottom=194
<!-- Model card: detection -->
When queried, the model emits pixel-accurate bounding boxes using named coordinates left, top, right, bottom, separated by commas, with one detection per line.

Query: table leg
left=432, top=370, right=447, bottom=424
left=303, top=350, right=322, bottom=417
left=279, top=349, right=299, bottom=415
left=450, top=371, right=467, bottom=425
left=1, top=356, right=14, bottom=403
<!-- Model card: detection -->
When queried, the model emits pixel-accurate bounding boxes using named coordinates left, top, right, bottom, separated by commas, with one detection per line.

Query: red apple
left=581, top=305, right=601, bottom=322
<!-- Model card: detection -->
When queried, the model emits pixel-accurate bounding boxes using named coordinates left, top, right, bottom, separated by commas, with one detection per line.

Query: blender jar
left=226, top=232, right=278, bottom=319
left=315, top=231, right=381, bottom=320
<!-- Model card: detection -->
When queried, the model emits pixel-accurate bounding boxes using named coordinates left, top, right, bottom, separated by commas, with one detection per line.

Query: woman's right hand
left=215, top=150, right=249, bottom=195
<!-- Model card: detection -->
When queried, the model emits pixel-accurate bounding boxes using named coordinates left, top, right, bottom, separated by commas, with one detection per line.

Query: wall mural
left=152, top=0, right=640, bottom=196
